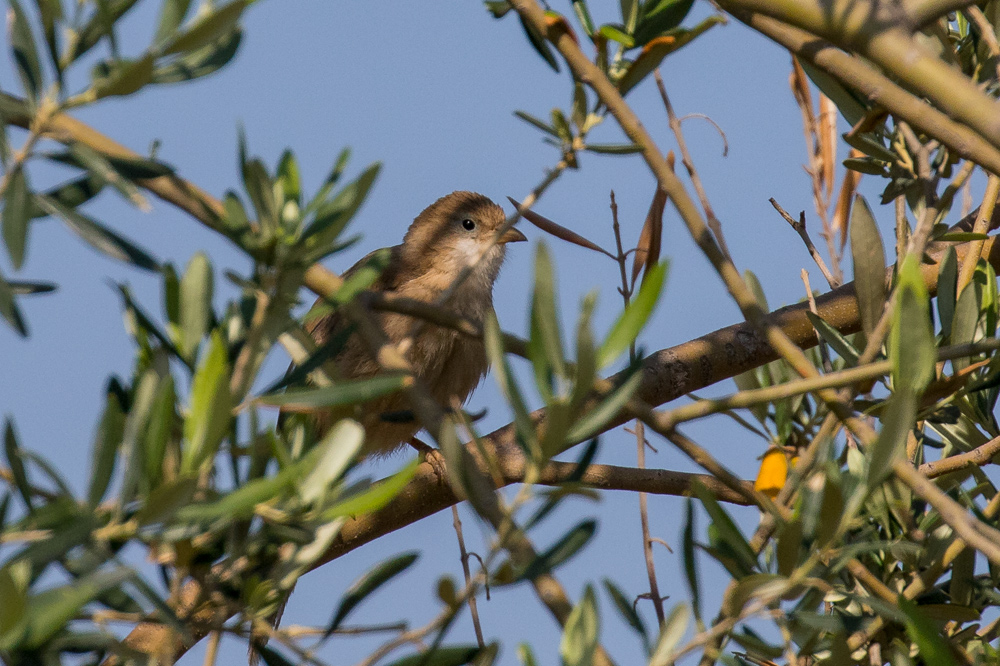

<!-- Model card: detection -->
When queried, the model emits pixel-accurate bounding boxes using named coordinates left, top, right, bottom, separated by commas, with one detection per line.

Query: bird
left=299, top=190, right=527, bottom=455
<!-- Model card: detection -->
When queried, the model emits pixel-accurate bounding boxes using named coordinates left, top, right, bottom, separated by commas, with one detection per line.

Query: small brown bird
left=303, top=191, right=526, bottom=455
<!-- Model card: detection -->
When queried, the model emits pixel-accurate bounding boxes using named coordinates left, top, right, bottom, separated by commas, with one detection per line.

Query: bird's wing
left=303, top=244, right=404, bottom=346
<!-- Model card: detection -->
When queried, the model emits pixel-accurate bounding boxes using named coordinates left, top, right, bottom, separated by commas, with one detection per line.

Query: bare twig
left=769, top=198, right=839, bottom=288
left=451, top=506, right=485, bottom=648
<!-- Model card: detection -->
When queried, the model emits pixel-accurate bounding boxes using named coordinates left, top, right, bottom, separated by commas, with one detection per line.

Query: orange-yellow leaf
left=754, top=448, right=788, bottom=499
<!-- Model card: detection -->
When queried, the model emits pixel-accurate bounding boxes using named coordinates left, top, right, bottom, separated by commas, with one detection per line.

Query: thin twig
left=769, top=198, right=839, bottom=288
left=451, top=506, right=485, bottom=648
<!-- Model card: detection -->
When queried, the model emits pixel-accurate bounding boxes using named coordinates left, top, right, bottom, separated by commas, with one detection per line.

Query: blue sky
left=1, top=2, right=957, bottom=664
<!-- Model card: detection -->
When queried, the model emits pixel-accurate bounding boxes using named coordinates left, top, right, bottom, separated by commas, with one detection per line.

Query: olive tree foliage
left=4, top=0, right=1000, bottom=665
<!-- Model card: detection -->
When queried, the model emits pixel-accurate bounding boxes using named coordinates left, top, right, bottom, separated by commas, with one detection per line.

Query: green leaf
left=633, top=0, right=695, bottom=46
left=277, top=149, right=301, bottom=206
left=843, top=157, right=889, bottom=176
left=560, top=584, right=598, bottom=666
left=7, top=279, right=54, bottom=295
left=0, top=269, right=27, bottom=336
left=9, top=0, right=43, bottom=102
left=797, top=57, right=869, bottom=126
left=162, top=0, right=248, bottom=55
left=602, top=579, right=649, bottom=650
left=516, top=520, right=597, bottom=583
left=805, top=311, right=860, bottom=366
left=899, top=598, right=961, bottom=666
left=179, top=251, right=213, bottom=360
left=63, top=0, right=140, bottom=64
left=298, top=419, right=364, bottom=505
left=143, top=374, right=176, bottom=489
left=22, top=568, right=133, bottom=649
left=300, top=163, right=381, bottom=263
left=891, top=256, right=935, bottom=393
left=620, top=0, right=640, bottom=32
left=91, top=54, right=154, bottom=99
left=177, top=470, right=291, bottom=522
left=3, top=418, right=31, bottom=509
left=29, top=174, right=104, bottom=218
left=584, top=142, right=644, bottom=154
left=67, top=141, right=149, bottom=210
left=692, top=480, right=758, bottom=575
left=682, top=499, right=701, bottom=622
left=151, top=28, right=241, bottom=83
left=951, top=279, right=981, bottom=373
left=598, top=260, right=667, bottom=367
left=319, top=457, right=419, bottom=519
left=566, top=368, right=642, bottom=442
left=384, top=646, right=483, bottom=666
left=325, top=552, right=419, bottom=635
left=181, top=331, right=231, bottom=473
left=572, top=0, right=595, bottom=35
left=258, top=374, right=407, bottom=409
left=649, top=603, right=690, bottom=666
left=569, top=292, right=598, bottom=415
left=118, top=369, right=160, bottom=506
left=849, top=194, right=886, bottom=338
left=154, top=0, right=192, bottom=42
left=529, top=242, right=566, bottom=390
left=35, top=194, right=159, bottom=270
left=0, top=564, right=27, bottom=643
left=517, top=12, right=559, bottom=71
left=599, top=23, right=635, bottom=47
left=484, top=313, right=538, bottom=457
left=2, top=166, right=31, bottom=269
left=483, top=1, right=512, bottom=19
left=303, top=148, right=350, bottom=217
left=135, top=475, right=197, bottom=525
left=87, top=381, right=126, bottom=506
left=866, top=392, right=917, bottom=488
left=514, top=110, right=560, bottom=138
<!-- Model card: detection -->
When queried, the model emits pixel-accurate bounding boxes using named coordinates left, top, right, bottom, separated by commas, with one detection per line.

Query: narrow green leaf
left=91, top=53, right=154, bottom=99
left=118, top=369, right=160, bottom=507
left=797, top=57, right=868, bottom=126
left=9, top=0, right=43, bottom=102
left=602, top=579, right=649, bottom=650
left=151, top=28, right=241, bottom=83
left=181, top=330, right=231, bottom=473
left=7, top=280, right=54, bottom=295
left=383, top=646, right=482, bottom=666
left=67, top=142, right=149, bottom=210
left=530, top=242, right=566, bottom=385
left=258, top=374, right=406, bottom=409
left=560, top=584, right=598, bottom=666
left=177, top=470, right=291, bottom=522
left=29, top=174, right=104, bottom=219
left=649, top=603, right=690, bottom=666
left=162, top=0, right=247, bottom=55
left=325, top=552, right=420, bottom=635
left=599, top=23, right=635, bottom=47
left=620, top=0, right=639, bottom=32
left=682, top=499, right=701, bottom=622
left=303, top=148, right=350, bottom=217
left=584, top=142, right=644, bottom=155
left=35, top=194, right=159, bottom=270
left=0, top=269, right=27, bottom=336
left=805, top=311, right=860, bottom=366
left=277, top=149, right=301, bottom=206
left=485, top=313, right=538, bottom=456
left=63, top=0, right=140, bottom=64
left=86, top=381, right=126, bottom=506
left=951, top=279, right=982, bottom=373
left=850, top=194, right=887, bottom=337
left=866, top=392, right=917, bottom=488
left=899, top=598, right=961, bottom=666
left=692, top=480, right=758, bottom=574
left=569, top=292, right=598, bottom=415
left=320, top=457, right=419, bottom=519
left=298, top=419, right=364, bottom=505
left=0, top=564, right=27, bottom=641
left=22, top=568, right=132, bottom=649
left=598, top=260, right=667, bottom=368
left=565, top=368, right=642, bottom=443
left=300, top=163, right=381, bottom=262
left=891, top=256, right=935, bottom=393
left=179, top=251, right=213, bottom=360
left=143, top=374, right=176, bottom=489
left=3, top=418, right=31, bottom=509
left=516, top=520, right=597, bottom=583
left=514, top=110, right=560, bottom=138
left=633, top=0, right=695, bottom=45
left=2, top=166, right=31, bottom=269
left=572, top=1, right=595, bottom=34
left=154, top=0, right=192, bottom=42
left=136, top=476, right=197, bottom=525
left=517, top=12, right=559, bottom=71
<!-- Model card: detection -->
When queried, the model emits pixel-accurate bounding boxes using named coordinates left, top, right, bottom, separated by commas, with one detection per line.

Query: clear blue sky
left=1, top=2, right=954, bottom=664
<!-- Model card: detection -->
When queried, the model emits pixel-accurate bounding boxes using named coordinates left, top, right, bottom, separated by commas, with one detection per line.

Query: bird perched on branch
left=301, top=190, right=527, bottom=454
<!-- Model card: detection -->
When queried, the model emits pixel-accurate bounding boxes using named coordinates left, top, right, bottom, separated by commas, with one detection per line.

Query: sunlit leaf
left=560, top=584, right=598, bottom=666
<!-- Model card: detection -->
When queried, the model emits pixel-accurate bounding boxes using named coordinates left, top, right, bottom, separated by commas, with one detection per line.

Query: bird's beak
left=499, top=227, right=527, bottom=244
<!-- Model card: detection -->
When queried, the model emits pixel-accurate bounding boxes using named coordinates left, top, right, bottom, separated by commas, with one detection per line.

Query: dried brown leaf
left=632, top=186, right=667, bottom=286
left=507, top=196, right=610, bottom=256
left=819, top=95, right=837, bottom=200
left=832, top=148, right=863, bottom=250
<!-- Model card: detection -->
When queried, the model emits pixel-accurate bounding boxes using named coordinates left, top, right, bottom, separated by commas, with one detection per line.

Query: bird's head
left=400, top=191, right=526, bottom=292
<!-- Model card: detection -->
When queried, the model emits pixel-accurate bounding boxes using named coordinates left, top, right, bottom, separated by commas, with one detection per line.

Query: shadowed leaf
left=632, top=186, right=666, bottom=286
left=325, top=552, right=419, bottom=635
left=849, top=194, right=886, bottom=338
left=508, top=197, right=609, bottom=255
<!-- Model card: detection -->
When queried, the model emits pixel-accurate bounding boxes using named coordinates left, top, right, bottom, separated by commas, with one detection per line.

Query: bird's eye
left=461, top=218, right=476, bottom=231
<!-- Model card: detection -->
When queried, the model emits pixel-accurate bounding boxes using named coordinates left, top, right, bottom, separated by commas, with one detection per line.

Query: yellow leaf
left=754, top=448, right=788, bottom=499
